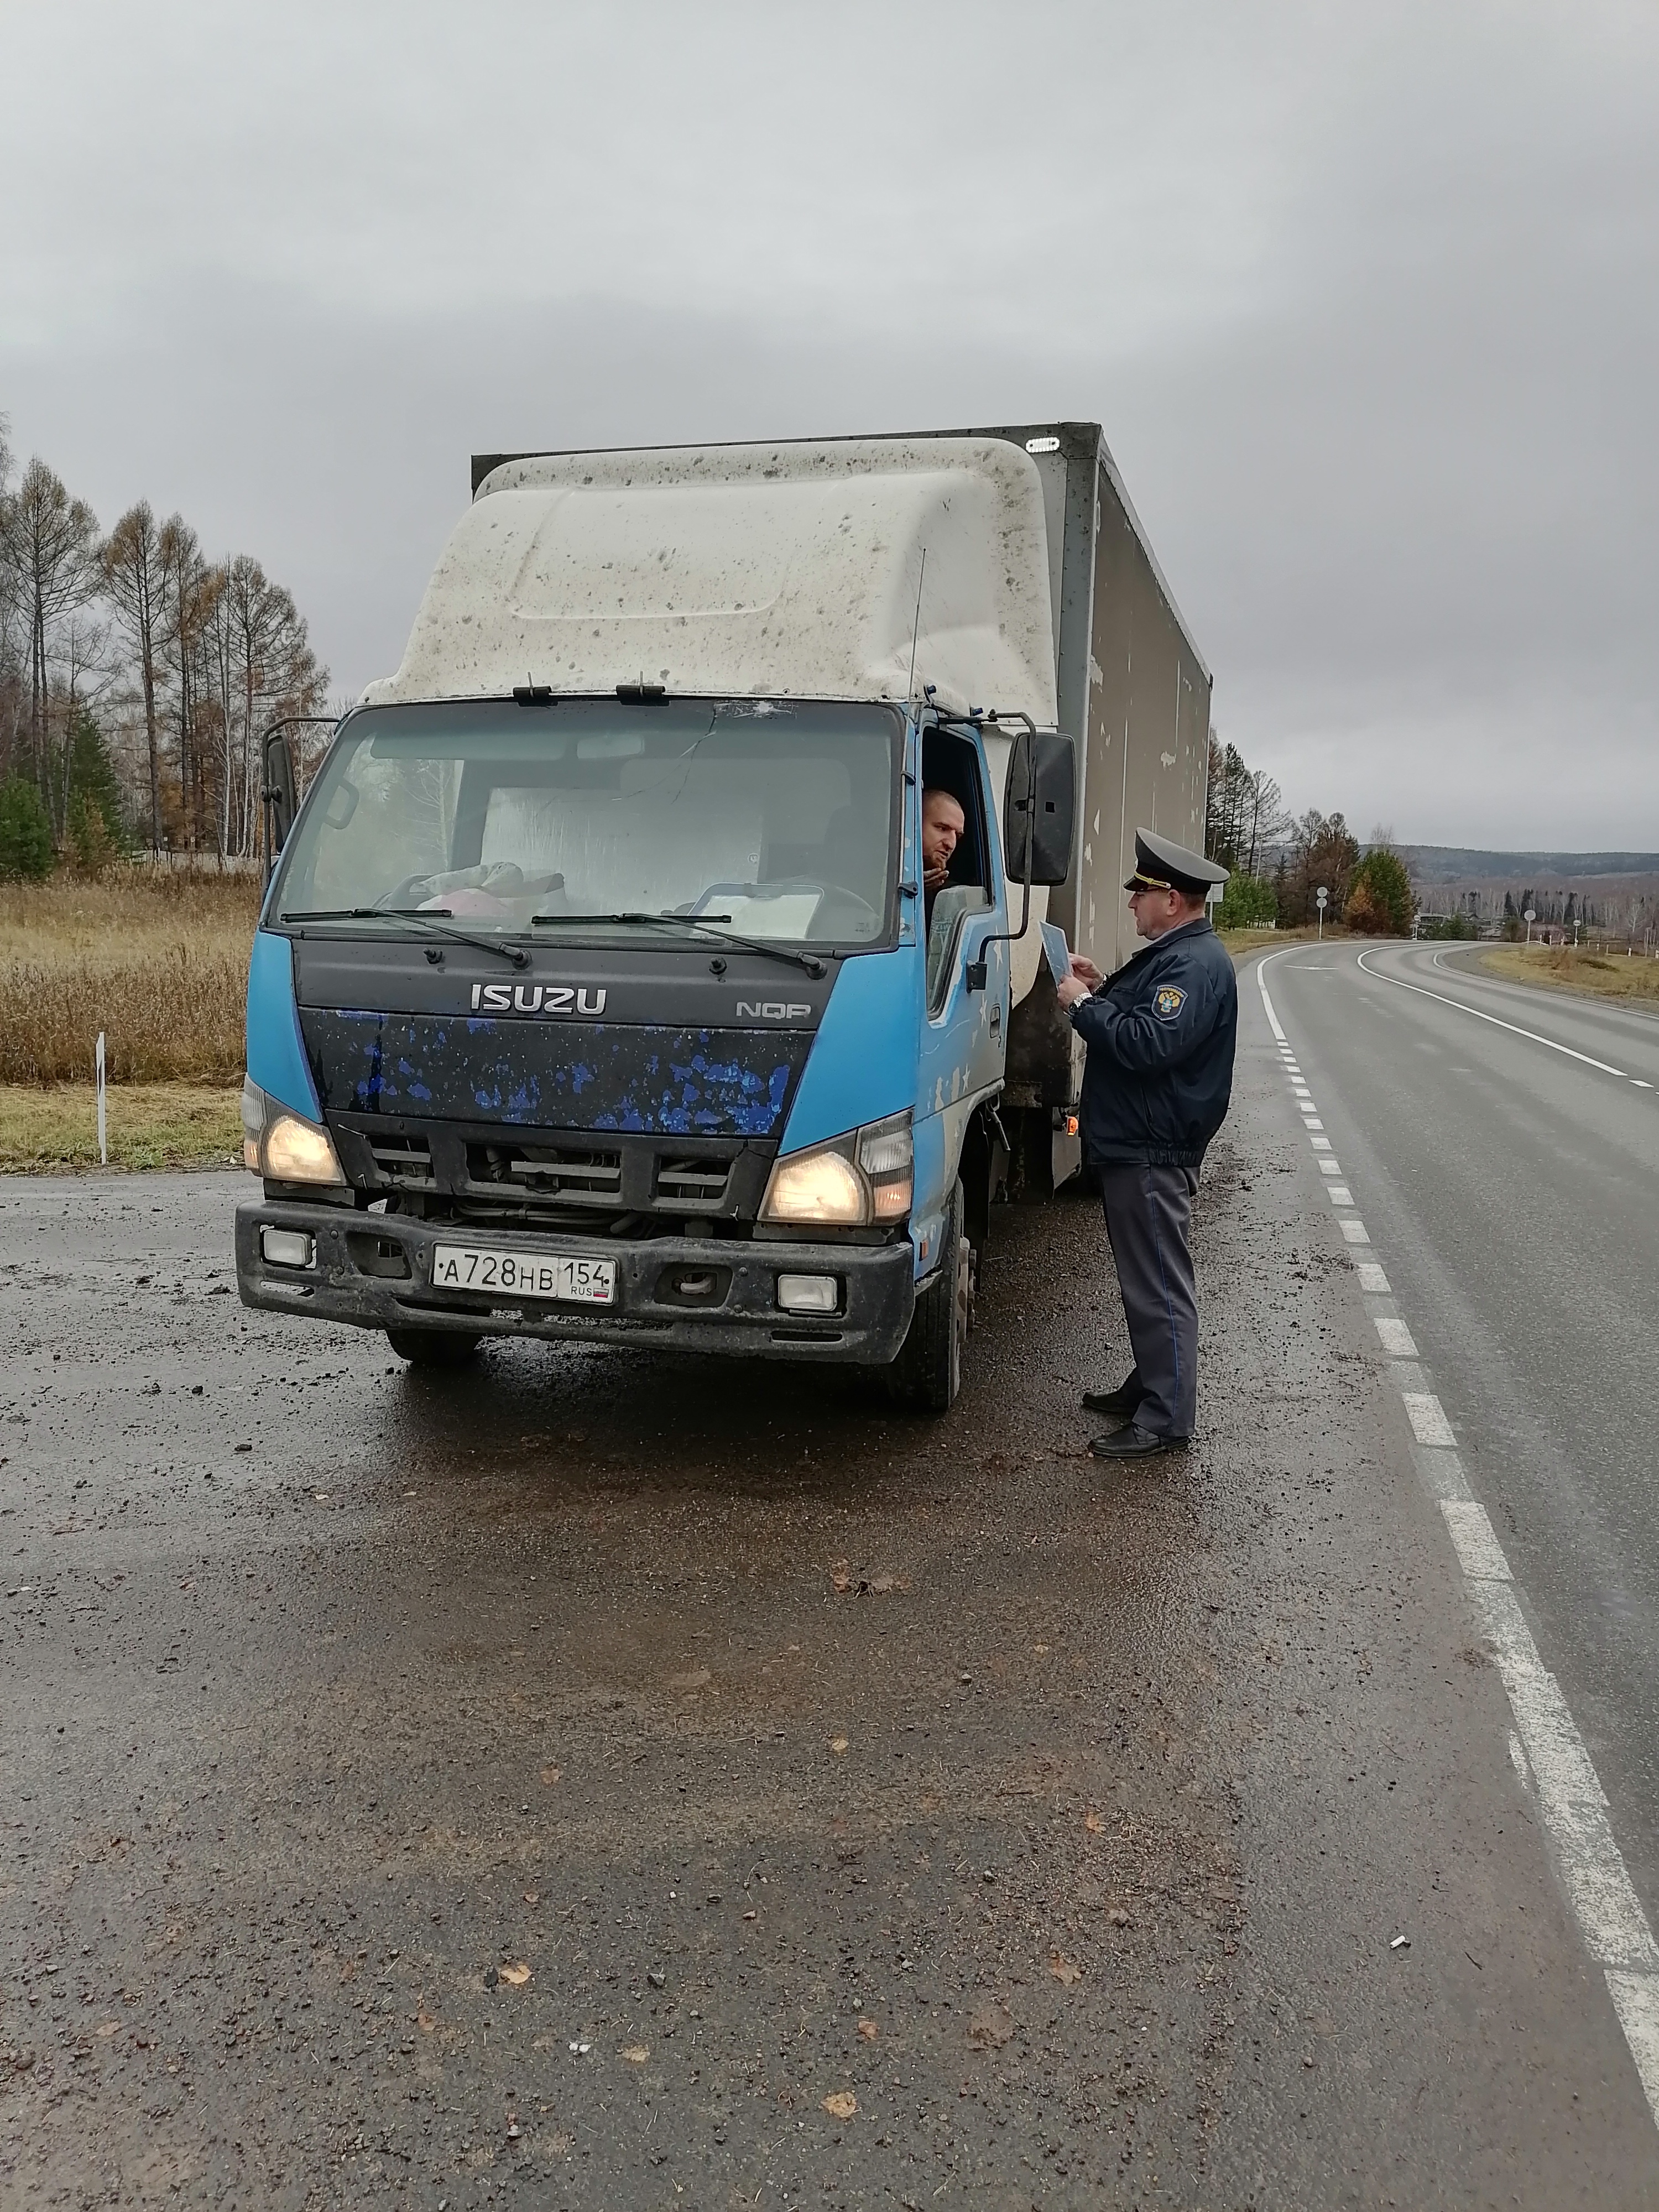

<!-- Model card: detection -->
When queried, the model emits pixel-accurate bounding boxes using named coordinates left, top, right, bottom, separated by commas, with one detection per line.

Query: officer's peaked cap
left=1124, top=828, right=1229, bottom=898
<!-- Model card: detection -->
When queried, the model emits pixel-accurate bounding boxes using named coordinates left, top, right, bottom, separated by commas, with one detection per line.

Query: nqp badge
left=1152, top=984, right=1187, bottom=1022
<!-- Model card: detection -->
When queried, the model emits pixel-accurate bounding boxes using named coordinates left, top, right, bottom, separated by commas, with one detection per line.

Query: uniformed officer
left=1055, top=828, right=1237, bottom=1459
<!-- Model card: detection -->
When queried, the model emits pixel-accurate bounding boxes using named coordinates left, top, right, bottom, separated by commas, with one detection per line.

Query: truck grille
left=467, top=1143, right=623, bottom=1204
left=654, top=1157, right=731, bottom=1209
left=335, top=1115, right=774, bottom=1233
left=367, top=1134, right=435, bottom=1189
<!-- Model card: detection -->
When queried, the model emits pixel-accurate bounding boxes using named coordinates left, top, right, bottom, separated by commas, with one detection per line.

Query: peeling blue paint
left=302, top=1010, right=809, bottom=1137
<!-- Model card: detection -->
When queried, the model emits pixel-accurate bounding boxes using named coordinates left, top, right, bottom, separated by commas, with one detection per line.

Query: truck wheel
left=385, top=1327, right=482, bottom=1368
left=888, top=1181, right=970, bottom=1413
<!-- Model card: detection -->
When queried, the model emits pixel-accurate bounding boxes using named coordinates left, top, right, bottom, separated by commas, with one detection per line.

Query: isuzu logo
left=737, top=1001, right=813, bottom=1020
left=470, top=982, right=607, bottom=1015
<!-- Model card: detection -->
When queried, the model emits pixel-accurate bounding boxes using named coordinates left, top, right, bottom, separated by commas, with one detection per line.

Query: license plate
left=430, top=1244, right=617, bottom=1306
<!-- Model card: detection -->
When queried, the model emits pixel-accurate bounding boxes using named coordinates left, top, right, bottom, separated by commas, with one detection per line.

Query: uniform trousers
left=1097, top=1162, right=1202, bottom=1439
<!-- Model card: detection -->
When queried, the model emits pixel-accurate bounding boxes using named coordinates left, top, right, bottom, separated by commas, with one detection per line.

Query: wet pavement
left=6, top=982, right=1658, bottom=2208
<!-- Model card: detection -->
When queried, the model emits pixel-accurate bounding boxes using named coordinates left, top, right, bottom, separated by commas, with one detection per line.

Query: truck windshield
left=272, top=697, right=901, bottom=945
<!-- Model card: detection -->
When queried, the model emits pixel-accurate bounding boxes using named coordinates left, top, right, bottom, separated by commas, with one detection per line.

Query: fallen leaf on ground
left=540, top=1765, right=561, bottom=1787
left=967, top=2001, right=1015, bottom=2050
left=620, top=2043, right=649, bottom=2063
left=1084, top=1810, right=1105, bottom=1834
left=416, top=2011, right=437, bottom=2032
left=1049, top=1950, right=1082, bottom=1986
left=822, top=2090, right=858, bottom=2119
left=829, top=1736, right=849, bottom=1755
left=830, top=1561, right=852, bottom=1593
left=523, top=1890, right=539, bottom=1905
left=499, top=1960, right=532, bottom=1987
left=857, top=2018, right=878, bottom=2041
left=92, top=2021, right=119, bottom=2039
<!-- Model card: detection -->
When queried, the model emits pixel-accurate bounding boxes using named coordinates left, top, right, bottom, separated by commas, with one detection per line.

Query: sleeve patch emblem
left=1152, top=984, right=1187, bottom=1022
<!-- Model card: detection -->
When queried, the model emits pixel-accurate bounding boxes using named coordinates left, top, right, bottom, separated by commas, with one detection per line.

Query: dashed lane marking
left=1255, top=945, right=1659, bottom=2133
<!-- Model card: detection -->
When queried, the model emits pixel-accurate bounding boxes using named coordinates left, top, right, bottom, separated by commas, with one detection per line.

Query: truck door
left=913, top=727, right=1008, bottom=1264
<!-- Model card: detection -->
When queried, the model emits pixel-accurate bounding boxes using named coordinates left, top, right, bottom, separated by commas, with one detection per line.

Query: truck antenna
left=907, top=547, right=927, bottom=703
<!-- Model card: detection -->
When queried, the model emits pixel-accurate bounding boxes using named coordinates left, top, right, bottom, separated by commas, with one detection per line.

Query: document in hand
left=1041, top=921, right=1073, bottom=985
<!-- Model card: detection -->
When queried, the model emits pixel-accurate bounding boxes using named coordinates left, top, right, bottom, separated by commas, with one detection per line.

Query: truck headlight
left=760, top=1110, right=912, bottom=1228
left=241, top=1078, right=345, bottom=1186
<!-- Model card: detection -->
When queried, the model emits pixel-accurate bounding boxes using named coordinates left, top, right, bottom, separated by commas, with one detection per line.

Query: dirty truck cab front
left=236, top=434, right=1091, bottom=1409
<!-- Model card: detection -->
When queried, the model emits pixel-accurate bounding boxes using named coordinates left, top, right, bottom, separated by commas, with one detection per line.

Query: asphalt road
left=1267, top=943, right=1659, bottom=1926
left=6, top=969, right=1659, bottom=2208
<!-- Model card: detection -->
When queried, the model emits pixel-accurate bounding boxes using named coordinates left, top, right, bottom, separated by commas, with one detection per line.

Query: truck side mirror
left=1003, top=729, right=1076, bottom=888
left=262, top=727, right=299, bottom=885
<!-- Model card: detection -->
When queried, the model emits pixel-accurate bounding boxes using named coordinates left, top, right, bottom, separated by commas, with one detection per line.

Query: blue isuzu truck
left=236, top=426, right=1210, bottom=1408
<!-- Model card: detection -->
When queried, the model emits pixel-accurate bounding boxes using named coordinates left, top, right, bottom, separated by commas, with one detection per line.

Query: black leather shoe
left=1088, top=1423, right=1188, bottom=1460
left=1082, top=1382, right=1145, bottom=1418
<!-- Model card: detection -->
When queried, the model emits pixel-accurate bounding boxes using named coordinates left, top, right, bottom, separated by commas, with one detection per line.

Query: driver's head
left=921, top=789, right=966, bottom=879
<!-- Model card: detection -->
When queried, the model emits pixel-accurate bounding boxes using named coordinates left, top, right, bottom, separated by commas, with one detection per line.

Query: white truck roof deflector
left=362, top=438, right=1058, bottom=726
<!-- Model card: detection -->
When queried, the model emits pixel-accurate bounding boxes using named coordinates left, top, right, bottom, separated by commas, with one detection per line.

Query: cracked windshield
left=274, top=697, right=899, bottom=943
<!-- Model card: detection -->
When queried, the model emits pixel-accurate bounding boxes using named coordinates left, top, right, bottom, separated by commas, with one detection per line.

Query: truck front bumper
left=235, top=1199, right=916, bottom=1364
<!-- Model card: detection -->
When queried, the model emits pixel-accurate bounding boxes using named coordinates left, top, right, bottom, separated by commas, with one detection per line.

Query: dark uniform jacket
left=1068, top=917, right=1238, bottom=1168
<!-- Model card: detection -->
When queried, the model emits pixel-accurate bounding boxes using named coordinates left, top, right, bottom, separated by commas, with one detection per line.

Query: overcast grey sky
left=4, top=1, right=1655, bottom=846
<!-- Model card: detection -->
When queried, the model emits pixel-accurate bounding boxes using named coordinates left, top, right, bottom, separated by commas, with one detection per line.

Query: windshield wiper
left=278, top=906, right=528, bottom=968
left=530, top=910, right=826, bottom=979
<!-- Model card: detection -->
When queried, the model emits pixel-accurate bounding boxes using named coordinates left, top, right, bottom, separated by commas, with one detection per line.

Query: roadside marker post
left=95, top=1031, right=106, bottom=1166
left=1316, top=885, right=1328, bottom=941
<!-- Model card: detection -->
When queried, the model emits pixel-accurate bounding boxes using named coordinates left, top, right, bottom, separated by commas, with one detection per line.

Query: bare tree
left=102, top=502, right=167, bottom=853
left=0, top=458, right=100, bottom=794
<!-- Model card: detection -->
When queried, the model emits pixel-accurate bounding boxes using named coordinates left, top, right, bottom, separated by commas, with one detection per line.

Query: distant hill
left=1396, top=846, right=1659, bottom=884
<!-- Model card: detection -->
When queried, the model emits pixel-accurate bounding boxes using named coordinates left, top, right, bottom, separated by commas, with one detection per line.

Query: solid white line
left=1259, top=943, right=1659, bottom=2130
left=1404, top=1391, right=1456, bottom=1446
left=1607, top=1975, right=1659, bottom=2116
left=1356, top=949, right=1631, bottom=1079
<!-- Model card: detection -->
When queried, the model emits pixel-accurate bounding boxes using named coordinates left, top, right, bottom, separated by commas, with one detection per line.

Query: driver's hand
left=1068, top=954, right=1103, bottom=988
left=1056, top=973, right=1092, bottom=1010
left=922, top=863, right=950, bottom=894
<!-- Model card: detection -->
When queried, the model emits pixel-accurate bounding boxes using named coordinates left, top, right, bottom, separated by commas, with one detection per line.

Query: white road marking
left=1328, top=1186, right=1353, bottom=1205
left=1339, top=1218, right=1370, bottom=1243
left=1303, top=1117, right=1324, bottom=1130
left=1403, top=1391, right=1456, bottom=1446
left=1319, top=1158, right=1342, bottom=1176
left=1355, top=949, right=1635, bottom=1080
left=1311, top=1135, right=1332, bottom=1150
left=1257, top=945, right=1659, bottom=2133
left=1442, top=1498, right=1512, bottom=1581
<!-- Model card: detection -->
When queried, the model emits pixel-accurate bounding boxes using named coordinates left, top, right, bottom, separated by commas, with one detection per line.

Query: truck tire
left=385, top=1327, right=482, bottom=1368
left=888, top=1180, right=970, bottom=1413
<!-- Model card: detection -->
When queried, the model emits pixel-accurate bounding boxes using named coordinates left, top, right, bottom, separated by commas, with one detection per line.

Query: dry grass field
left=1478, top=942, right=1659, bottom=1008
left=1, top=870, right=258, bottom=1170
left=0, top=870, right=260, bottom=1085
left=0, top=1082, right=242, bottom=1172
